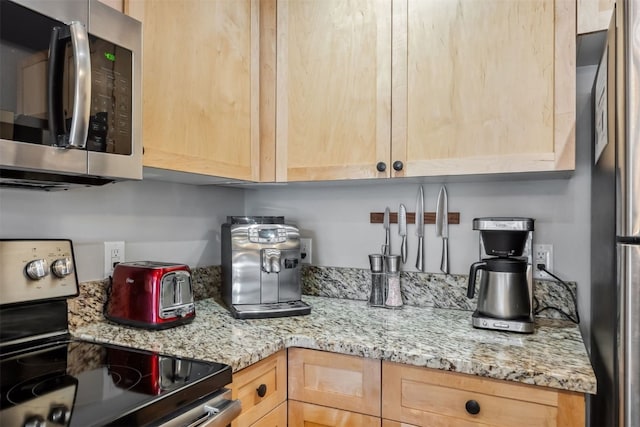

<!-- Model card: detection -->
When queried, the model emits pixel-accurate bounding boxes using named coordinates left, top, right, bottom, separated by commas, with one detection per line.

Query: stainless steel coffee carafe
left=467, top=257, right=531, bottom=320
left=467, top=217, right=535, bottom=333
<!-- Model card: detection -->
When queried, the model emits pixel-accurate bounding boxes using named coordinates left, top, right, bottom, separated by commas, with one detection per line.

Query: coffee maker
left=221, top=216, right=311, bottom=319
left=467, top=217, right=535, bottom=333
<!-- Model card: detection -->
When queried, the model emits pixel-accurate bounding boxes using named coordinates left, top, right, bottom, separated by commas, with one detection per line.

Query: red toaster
left=105, top=261, right=195, bottom=329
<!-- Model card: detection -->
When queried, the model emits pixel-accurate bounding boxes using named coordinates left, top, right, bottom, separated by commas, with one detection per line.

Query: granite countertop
left=72, top=295, right=596, bottom=395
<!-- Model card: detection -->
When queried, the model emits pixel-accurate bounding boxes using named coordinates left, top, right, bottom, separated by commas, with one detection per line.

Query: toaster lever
left=174, top=276, right=185, bottom=305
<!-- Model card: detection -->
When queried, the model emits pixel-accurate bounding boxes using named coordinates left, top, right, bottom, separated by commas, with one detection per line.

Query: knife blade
left=415, top=186, right=424, bottom=271
left=436, top=185, right=449, bottom=274
left=398, top=204, right=407, bottom=264
left=383, top=207, right=391, bottom=255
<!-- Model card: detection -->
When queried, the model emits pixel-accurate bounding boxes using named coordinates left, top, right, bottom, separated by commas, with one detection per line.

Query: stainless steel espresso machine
left=221, top=216, right=311, bottom=319
left=467, top=217, right=535, bottom=333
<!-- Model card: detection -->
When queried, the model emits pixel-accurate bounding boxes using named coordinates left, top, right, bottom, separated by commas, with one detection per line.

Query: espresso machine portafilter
left=467, top=217, right=535, bottom=333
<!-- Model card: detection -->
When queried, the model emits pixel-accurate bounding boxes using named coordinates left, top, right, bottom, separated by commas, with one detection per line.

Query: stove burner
left=6, top=372, right=75, bottom=405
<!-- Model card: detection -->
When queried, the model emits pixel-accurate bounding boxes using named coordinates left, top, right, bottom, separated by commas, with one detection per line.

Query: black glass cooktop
left=0, top=339, right=231, bottom=426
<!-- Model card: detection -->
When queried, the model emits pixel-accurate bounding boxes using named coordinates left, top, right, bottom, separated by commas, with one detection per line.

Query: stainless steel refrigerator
left=590, top=1, right=639, bottom=426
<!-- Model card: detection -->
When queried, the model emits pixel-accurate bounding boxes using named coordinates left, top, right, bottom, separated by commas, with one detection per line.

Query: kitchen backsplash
left=69, top=265, right=578, bottom=329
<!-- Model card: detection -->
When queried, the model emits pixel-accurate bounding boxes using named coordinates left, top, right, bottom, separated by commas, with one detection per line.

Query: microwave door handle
left=47, top=26, right=67, bottom=146
left=67, top=21, right=91, bottom=149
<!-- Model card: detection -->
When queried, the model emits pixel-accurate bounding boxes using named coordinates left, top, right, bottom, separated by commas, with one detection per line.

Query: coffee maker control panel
left=248, top=226, right=288, bottom=244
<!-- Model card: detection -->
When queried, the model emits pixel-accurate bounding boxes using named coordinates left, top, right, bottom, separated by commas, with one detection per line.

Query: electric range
left=0, top=239, right=240, bottom=426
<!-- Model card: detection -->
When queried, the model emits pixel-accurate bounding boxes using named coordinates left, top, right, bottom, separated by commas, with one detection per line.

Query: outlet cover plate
left=104, top=241, right=125, bottom=278
left=300, top=238, right=312, bottom=265
left=533, top=244, right=553, bottom=279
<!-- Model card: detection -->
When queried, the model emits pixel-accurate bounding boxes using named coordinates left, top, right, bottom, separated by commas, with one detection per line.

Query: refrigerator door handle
left=619, top=243, right=640, bottom=427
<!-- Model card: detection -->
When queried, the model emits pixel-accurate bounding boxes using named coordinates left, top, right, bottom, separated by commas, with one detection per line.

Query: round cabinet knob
left=376, top=162, right=386, bottom=172
left=23, top=415, right=46, bottom=427
left=51, top=258, right=73, bottom=278
left=465, top=399, right=481, bottom=415
left=256, top=383, right=267, bottom=398
left=392, top=160, right=404, bottom=171
left=25, top=259, right=49, bottom=280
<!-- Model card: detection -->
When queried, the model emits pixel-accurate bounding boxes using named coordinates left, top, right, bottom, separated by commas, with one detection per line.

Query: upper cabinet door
left=392, top=0, right=575, bottom=178
left=127, top=0, right=260, bottom=181
left=275, top=0, right=392, bottom=182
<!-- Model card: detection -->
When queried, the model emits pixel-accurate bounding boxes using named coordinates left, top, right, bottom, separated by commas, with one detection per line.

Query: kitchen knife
left=398, top=204, right=407, bottom=264
left=383, top=207, right=391, bottom=255
left=436, top=185, right=449, bottom=274
left=415, top=186, right=424, bottom=271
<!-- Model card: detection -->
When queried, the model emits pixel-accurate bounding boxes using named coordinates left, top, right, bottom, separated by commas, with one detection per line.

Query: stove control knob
left=25, top=259, right=49, bottom=280
left=51, top=257, right=74, bottom=278
left=49, top=405, right=71, bottom=424
left=23, top=415, right=46, bottom=427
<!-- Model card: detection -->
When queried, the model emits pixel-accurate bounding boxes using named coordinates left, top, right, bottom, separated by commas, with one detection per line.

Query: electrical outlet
left=300, top=238, right=312, bottom=265
left=104, top=241, right=125, bottom=278
left=533, top=244, right=553, bottom=279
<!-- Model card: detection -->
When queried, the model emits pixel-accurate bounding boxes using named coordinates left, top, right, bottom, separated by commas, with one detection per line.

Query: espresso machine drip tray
left=230, top=300, right=311, bottom=320
left=471, top=311, right=535, bottom=334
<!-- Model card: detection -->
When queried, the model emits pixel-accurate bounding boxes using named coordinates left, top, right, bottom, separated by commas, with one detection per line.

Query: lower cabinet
left=288, top=348, right=382, bottom=426
left=288, top=401, right=381, bottom=427
left=382, top=361, right=585, bottom=427
left=231, top=348, right=585, bottom=427
left=252, top=402, right=287, bottom=427
left=230, top=350, right=287, bottom=427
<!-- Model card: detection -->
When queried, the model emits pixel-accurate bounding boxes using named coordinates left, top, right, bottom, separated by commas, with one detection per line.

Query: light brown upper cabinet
left=275, top=0, right=392, bottom=181
left=126, top=0, right=261, bottom=181
left=274, top=0, right=575, bottom=182
left=577, top=0, right=615, bottom=34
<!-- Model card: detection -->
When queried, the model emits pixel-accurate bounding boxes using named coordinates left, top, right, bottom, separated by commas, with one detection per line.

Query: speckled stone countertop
left=72, top=295, right=596, bottom=395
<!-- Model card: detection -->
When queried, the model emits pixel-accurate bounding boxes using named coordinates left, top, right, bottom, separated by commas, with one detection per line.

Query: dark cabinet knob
left=376, top=162, right=386, bottom=172
left=256, top=383, right=267, bottom=398
left=465, top=399, right=481, bottom=415
left=392, top=160, right=404, bottom=171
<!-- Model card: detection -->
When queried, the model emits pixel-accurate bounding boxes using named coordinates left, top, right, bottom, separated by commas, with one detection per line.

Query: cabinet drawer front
left=232, top=350, right=287, bottom=427
left=382, top=362, right=560, bottom=427
left=288, top=348, right=381, bottom=416
left=251, top=401, right=287, bottom=427
left=289, top=400, right=381, bottom=427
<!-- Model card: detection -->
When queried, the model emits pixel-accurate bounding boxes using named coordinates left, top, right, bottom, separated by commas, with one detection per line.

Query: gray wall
left=0, top=180, right=244, bottom=282
left=0, top=65, right=597, bottom=344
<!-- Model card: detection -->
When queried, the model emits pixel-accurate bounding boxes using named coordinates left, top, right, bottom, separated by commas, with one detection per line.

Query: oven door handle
left=184, top=398, right=241, bottom=427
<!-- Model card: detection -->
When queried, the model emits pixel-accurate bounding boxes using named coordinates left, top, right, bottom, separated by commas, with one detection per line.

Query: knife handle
left=401, top=236, right=407, bottom=264
left=416, top=236, right=424, bottom=272
left=440, top=237, right=449, bottom=274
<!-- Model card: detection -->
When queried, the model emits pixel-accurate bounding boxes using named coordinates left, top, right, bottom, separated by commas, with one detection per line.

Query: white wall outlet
left=300, top=238, right=312, bottom=265
left=104, top=241, right=125, bottom=278
left=533, top=243, right=553, bottom=280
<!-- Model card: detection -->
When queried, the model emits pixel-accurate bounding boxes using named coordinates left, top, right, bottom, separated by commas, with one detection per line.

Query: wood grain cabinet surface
left=251, top=401, right=287, bottom=427
left=392, top=0, right=575, bottom=178
left=125, top=0, right=261, bottom=181
left=272, top=0, right=576, bottom=182
left=577, top=0, right=615, bottom=34
left=274, top=0, right=391, bottom=182
left=230, top=350, right=287, bottom=427
left=288, top=401, right=382, bottom=427
left=382, top=361, right=585, bottom=427
left=288, top=348, right=382, bottom=418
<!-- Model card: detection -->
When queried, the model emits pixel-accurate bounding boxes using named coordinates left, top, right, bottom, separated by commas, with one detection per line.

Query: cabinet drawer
left=251, top=401, right=287, bottom=427
left=289, top=401, right=381, bottom=427
left=382, top=361, right=584, bottom=427
left=288, top=348, right=381, bottom=416
left=231, top=350, right=287, bottom=427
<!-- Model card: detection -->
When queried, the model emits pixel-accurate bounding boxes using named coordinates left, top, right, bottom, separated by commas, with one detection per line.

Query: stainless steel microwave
left=0, top=0, right=141, bottom=190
